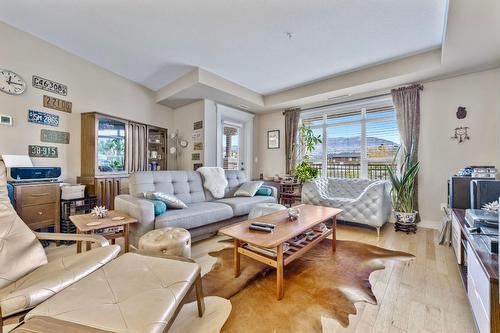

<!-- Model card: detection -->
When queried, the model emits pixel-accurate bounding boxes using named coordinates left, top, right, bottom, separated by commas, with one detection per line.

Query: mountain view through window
left=302, top=100, right=399, bottom=180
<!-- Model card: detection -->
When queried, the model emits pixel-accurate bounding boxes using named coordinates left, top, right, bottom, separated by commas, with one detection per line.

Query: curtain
left=391, top=83, right=423, bottom=214
left=128, top=122, right=147, bottom=172
left=284, top=108, right=301, bottom=174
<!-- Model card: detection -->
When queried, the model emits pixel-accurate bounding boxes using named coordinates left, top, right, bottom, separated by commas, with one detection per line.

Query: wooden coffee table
left=69, top=210, right=137, bottom=253
left=220, top=204, right=342, bottom=300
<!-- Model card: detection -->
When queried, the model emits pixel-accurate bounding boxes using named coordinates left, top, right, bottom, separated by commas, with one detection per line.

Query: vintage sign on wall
left=193, top=142, right=203, bottom=151
left=43, top=95, right=72, bottom=113
left=28, top=109, right=60, bottom=127
left=28, top=145, right=58, bottom=158
left=193, top=121, right=203, bottom=130
left=32, top=75, right=67, bottom=96
left=41, top=129, right=70, bottom=144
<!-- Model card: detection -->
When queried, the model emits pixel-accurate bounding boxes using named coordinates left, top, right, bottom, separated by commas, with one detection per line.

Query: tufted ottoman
left=139, top=227, right=192, bottom=258
left=248, top=203, right=287, bottom=219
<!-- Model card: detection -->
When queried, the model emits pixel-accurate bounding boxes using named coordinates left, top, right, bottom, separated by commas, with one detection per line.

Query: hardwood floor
left=45, top=222, right=476, bottom=333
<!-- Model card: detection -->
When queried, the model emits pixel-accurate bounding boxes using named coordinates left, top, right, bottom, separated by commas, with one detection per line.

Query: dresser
left=11, top=182, right=60, bottom=233
left=451, top=209, right=499, bottom=333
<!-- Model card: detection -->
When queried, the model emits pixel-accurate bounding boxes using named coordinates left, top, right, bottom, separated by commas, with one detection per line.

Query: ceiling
left=0, top=0, right=447, bottom=95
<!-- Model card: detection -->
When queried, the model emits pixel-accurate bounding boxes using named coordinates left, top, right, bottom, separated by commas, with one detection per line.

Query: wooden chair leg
left=195, top=274, right=205, bottom=317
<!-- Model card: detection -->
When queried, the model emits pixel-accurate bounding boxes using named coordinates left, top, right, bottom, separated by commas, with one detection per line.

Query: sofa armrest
left=261, top=185, right=278, bottom=199
left=35, top=232, right=109, bottom=247
left=114, top=194, right=155, bottom=248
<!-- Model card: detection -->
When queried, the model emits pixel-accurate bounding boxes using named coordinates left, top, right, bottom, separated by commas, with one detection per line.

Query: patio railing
left=310, top=162, right=396, bottom=180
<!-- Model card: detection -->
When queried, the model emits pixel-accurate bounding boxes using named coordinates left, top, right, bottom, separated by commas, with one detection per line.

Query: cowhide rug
left=192, top=239, right=414, bottom=332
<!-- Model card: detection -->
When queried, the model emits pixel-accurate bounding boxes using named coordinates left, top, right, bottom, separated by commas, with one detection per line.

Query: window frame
left=300, top=95, right=398, bottom=179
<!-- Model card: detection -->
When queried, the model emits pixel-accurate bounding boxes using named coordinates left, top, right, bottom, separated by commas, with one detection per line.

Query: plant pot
left=393, top=211, right=417, bottom=225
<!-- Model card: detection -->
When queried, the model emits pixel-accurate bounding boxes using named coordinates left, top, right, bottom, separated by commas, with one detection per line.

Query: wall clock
left=0, top=69, right=27, bottom=95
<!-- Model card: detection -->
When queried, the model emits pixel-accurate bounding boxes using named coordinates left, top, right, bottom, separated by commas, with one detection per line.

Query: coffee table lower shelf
left=233, top=227, right=335, bottom=300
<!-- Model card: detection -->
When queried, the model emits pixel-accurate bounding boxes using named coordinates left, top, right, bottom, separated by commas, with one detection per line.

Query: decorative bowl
left=287, top=207, right=300, bottom=221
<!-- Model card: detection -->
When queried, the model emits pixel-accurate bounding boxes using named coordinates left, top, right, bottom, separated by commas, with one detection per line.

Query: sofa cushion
left=144, top=199, right=167, bottom=216
left=255, top=186, right=273, bottom=196
left=234, top=181, right=264, bottom=197
left=0, top=245, right=120, bottom=317
left=25, top=253, right=201, bottom=333
left=128, top=171, right=206, bottom=204
left=216, top=195, right=276, bottom=216
left=155, top=202, right=233, bottom=230
left=144, top=192, right=187, bottom=209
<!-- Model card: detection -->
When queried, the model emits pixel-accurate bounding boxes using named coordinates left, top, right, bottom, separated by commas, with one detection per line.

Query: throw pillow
left=234, top=181, right=264, bottom=197
left=255, top=186, right=273, bottom=196
left=144, top=192, right=187, bottom=209
left=146, top=199, right=167, bottom=216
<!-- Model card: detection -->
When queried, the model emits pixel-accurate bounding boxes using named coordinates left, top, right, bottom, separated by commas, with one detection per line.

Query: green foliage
left=293, top=125, right=322, bottom=182
left=386, top=151, right=420, bottom=213
left=298, top=125, right=322, bottom=157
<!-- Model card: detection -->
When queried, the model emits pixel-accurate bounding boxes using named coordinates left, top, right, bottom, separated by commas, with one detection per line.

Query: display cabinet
left=147, top=126, right=167, bottom=171
left=78, top=112, right=168, bottom=209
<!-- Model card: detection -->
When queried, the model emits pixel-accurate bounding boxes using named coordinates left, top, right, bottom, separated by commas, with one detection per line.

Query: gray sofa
left=115, top=170, right=277, bottom=247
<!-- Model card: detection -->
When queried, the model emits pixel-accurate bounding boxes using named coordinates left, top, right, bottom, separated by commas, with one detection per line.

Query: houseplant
left=386, top=154, right=420, bottom=224
left=293, top=125, right=322, bottom=183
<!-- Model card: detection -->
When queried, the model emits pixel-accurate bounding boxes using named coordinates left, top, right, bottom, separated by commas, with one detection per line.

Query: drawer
left=20, top=204, right=56, bottom=225
left=467, top=243, right=491, bottom=333
left=19, top=184, right=57, bottom=206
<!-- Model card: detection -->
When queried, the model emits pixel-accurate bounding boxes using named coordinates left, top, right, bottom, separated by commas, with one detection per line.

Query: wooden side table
left=69, top=210, right=137, bottom=253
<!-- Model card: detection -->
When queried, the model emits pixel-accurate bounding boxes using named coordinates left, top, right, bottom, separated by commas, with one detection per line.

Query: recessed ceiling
left=0, top=0, right=448, bottom=95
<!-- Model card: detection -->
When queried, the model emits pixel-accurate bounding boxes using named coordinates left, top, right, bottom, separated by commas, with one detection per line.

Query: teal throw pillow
left=147, top=199, right=167, bottom=216
left=255, top=186, right=273, bottom=196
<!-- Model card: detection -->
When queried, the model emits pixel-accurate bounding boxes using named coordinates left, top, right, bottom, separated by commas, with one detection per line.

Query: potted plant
left=293, top=125, right=322, bottom=183
left=386, top=154, right=420, bottom=224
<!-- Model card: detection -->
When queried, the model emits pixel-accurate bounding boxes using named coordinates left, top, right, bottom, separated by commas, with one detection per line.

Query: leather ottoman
left=139, top=227, right=191, bottom=258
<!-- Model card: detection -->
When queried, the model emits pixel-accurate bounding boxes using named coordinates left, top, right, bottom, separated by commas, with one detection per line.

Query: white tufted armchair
left=302, top=178, right=392, bottom=236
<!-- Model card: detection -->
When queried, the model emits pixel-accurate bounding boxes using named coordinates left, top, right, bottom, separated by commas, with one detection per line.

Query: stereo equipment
left=7, top=167, right=61, bottom=182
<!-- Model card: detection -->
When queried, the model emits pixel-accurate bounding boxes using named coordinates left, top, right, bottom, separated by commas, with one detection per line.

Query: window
left=301, top=97, right=400, bottom=180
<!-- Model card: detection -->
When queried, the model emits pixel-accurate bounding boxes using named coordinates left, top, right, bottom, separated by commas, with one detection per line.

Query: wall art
left=193, top=120, right=203, bottom=130
left=267, top=130, right=280, bottom=149
left=41, top=129, right=70, bottom=144
left=451, top=126, right=470, bottom=143
left=28, top=145, right=58, bottom=158
left=456, top=106, right=467, bottom=119
left=28, top=109, right=60, bottom=127
left=32, top=75, right=67, bottom=96
left=192, top=153, right=201, bottom=161
left=193, top=142, right=203, bottom=151
left=43, top=95, right=72, bottom=113
left=193, top=163, right=203, bottom=170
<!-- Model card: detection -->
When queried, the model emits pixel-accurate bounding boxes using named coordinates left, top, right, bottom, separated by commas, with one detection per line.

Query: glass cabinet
left=97, top=117, right=126, bottom=173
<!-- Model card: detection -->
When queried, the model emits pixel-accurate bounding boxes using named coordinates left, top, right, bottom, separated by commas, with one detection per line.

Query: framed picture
left=267, top=130, right=280, bottom=149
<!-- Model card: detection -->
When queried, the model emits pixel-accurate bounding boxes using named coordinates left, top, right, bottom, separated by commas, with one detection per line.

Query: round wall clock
left=0, top=69, right=27, bottom=95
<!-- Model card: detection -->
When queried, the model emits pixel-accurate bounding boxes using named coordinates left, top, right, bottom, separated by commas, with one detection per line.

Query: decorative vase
left=393, top=211, right=417, bottom=225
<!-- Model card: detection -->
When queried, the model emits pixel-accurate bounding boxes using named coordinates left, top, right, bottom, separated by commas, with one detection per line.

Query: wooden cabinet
left=12, top=182, right=60, bottom=232
left=78, top=112, right=166, bottom=209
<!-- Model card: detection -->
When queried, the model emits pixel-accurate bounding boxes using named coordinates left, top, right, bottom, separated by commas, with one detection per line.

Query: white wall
left=0, top=22, right=173, bottom=182
left=255, top=110, right=286, bottom=179
left=203, top=100, right=218, bottom=167
left=419, top=68, right=500, bottom=227
left=171, top=100, right=205, bottom=170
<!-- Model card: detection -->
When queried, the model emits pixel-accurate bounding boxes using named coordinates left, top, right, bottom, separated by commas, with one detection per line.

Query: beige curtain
left=391, top=83, right=423, bottom=214
left=128, top=122, right=147, bottom=172
left=283, top=108, right=301, bottom=174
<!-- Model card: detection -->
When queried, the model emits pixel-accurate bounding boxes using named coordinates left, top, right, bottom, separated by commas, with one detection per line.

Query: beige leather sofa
left=0, top=161, right=204, bottom=333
